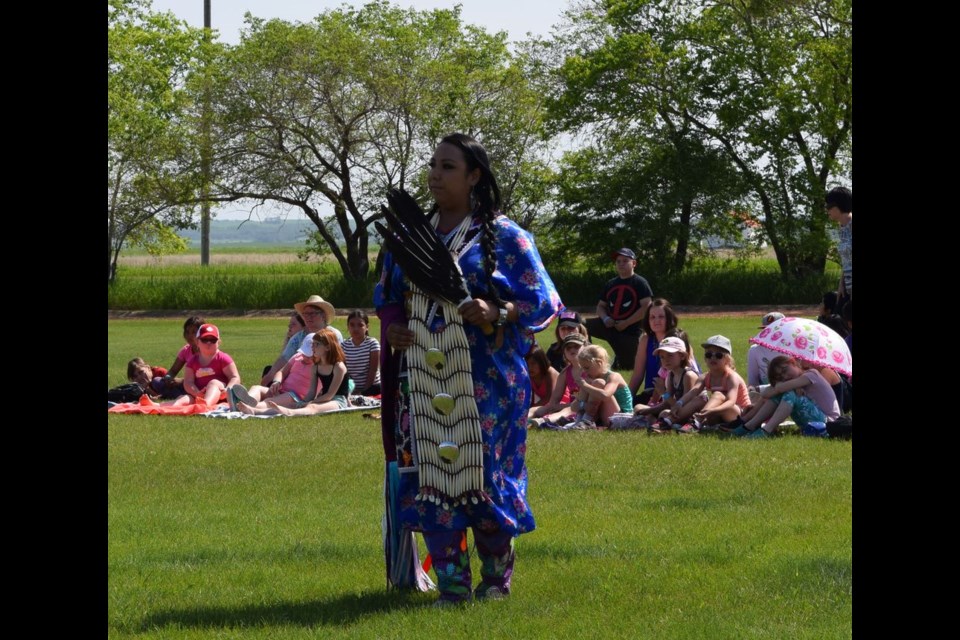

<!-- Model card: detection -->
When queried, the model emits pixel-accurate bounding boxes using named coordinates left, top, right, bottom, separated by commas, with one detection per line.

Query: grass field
left=108, top=316, right=852, bottom=638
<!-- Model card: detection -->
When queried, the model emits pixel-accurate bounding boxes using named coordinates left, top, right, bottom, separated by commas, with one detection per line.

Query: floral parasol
left=749, top=317, right=851, bottom=376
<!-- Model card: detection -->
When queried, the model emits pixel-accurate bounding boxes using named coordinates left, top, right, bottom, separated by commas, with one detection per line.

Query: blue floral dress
left=374, top=215, right=561, bottom=536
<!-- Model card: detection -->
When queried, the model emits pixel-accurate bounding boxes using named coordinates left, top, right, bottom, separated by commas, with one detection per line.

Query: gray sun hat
left=701, top=335, right=732, bottom=354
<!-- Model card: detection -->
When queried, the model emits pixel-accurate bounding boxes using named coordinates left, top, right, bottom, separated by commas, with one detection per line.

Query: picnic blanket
left=200, top=405, right=373, bottom=419
left=108, top=394, right=381, bottom=417
left=107, top=396, right=223, bottom=415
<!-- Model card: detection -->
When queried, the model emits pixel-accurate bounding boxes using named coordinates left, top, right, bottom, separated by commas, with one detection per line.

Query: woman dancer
left=375, top=133, right=561, bottom=604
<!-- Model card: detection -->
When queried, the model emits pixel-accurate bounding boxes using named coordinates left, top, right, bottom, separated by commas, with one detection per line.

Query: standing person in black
left=584, top=248, right=653, bottom=369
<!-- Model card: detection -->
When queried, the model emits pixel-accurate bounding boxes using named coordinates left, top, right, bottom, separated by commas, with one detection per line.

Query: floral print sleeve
left=489, top=217, right=562, bottom=333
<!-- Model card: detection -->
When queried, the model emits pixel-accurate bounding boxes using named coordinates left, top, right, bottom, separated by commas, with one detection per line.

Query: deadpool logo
left=606, top=284, right=641, bottom=320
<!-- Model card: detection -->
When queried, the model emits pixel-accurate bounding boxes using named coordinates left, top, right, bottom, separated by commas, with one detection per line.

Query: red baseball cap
left=196, top=324, right=220, bottom=340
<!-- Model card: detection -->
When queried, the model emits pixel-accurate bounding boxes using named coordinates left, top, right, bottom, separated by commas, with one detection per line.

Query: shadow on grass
left=767, top=554, right=853, bottom=598
left=138, top=589, right=432, bottom=632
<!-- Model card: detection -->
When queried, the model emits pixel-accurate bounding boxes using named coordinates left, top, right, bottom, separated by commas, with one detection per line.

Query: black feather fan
left=375, top=188, right=472, bottom=306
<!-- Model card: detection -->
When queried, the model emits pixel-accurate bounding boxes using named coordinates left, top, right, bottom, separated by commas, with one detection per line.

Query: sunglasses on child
left=199, top=337, right=218, bottom=344
left=703, top=350, right=727, bottom=360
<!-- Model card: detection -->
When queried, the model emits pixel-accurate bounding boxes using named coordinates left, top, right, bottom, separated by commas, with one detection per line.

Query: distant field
left=118, top=247, right=381, bottom=267
left=119, top=251, right=316, bottom=267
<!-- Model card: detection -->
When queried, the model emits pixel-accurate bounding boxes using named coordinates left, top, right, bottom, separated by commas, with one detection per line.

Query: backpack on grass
left=826, top=416, right=852, bottom=440
left=107, top=383, right=146, bottom=404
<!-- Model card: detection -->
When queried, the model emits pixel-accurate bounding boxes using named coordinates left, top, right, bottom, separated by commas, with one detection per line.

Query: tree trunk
left=108, top=213, right=119, bottom=284
left=342, top=227, right=370, bottom=281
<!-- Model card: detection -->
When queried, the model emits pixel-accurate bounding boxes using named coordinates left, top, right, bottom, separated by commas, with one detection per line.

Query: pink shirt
left=563, top=366, right=581, bottom=397
left=186, top=351, right=235, bottom=390
left=531, top=373, right=571, bottom=405
left=704, top=371, right=752, bottom=409
left=177, top=344, right=196, bottom=363
left=282, top=354, right=316, bottom=399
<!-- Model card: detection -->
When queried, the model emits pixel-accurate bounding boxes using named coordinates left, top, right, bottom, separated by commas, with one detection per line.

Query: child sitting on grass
left=571, top=345, right=633, bottom=429
left=659, top=335, right=750, bottom=434
left=341, top=310, right=381, bottom=396
left=638, top=337, right=701, bottom=434
left=127, top=357, right=183, bottom=400
left=732, top=355, right=841, bottom=438
left=228, top=345, right=321, bottom=413
left=528, top=334, right=585, bottom=428
left=172, top=324, right=242, bottom=407
left=165, top=316, right=205, bottom=380
left=544, top=310, right=590, bottom=372
left=238, top=328, right=350, bottom=416
left=525, top=345, right=563, bottom=420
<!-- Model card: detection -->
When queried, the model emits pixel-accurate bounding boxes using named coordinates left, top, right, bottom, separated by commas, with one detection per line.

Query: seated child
left=572, top=344, right=633, bottom=428
left=544, top=310, right=590, bottom=372
left=166, top=315, right=205, bottom=379
left=127, top=357, right=183, bottom=400
left=239, top=328, right=350, bottom=416
left=643, top=328, right=700, bottom=412
left=733, top=355, right=841, bottom=438
left=173, top=324, right=242, bottom=407
left=638, top=337, right=701, bottom=434
left=525, top=345, right=562, bottom=419
left=528, top=334, right=585, bottom=427
left=817, top=291, right=849, bottom=339
left=231, top=351, right=318, bottom=412
left=341, top=310, right=381, bottom=396
left=747, top=312, right=783, bottom=389
left=660, top=335, right=750, bottom=434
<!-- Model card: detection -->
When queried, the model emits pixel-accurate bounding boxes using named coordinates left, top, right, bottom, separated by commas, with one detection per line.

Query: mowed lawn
left=108, top=316, right=852, bottom=639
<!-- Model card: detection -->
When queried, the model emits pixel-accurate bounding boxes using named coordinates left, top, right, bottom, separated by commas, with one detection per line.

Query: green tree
left=205, top=1, right=550, bottom=280
left=107, top=0, right=209, bottom=282
left=546, top=0, right=851, bottom=278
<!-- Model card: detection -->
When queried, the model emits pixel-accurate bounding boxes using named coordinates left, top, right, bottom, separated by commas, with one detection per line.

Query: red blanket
left=108, top=395, right=226, bottom=415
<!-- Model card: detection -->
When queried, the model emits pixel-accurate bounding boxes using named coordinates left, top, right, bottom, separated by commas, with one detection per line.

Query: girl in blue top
left=628, top=298, right=677, bottom=402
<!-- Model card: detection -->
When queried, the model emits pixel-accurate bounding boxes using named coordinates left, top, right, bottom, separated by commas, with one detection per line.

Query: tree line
left=108, top=0, right=851, bottom=285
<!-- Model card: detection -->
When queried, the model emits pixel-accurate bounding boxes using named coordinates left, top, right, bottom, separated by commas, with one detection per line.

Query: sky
left=148, top=0, right=571, bottom=219
left=151, top=0, right=567, bottom=45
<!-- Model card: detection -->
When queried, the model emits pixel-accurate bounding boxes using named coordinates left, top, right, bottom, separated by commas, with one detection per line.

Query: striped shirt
left=341, top=336, right=381, bottom=389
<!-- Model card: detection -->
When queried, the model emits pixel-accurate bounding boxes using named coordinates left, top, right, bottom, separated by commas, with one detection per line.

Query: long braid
left=479, top=205, right=504, bottom=308
left=437, top=133, right=506, bottom=309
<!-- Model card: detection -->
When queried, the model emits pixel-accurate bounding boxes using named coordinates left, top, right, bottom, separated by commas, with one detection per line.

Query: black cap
left=611, top=248, right=637, bottom=260
left=557, top=310, right=584, bottom=327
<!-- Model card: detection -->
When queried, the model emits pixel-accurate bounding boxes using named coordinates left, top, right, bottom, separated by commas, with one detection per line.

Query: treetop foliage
left=108, top=0, right=851, bottom=287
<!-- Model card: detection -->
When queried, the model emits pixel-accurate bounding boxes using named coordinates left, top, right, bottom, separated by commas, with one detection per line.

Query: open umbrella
left=749, top=316, right=852, bottom=376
